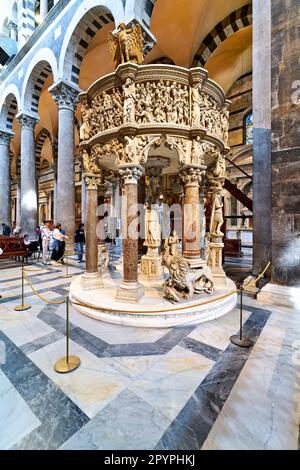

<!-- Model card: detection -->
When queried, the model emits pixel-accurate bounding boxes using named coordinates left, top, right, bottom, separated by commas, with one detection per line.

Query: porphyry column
left=180, top=164, right=206, bottom=268
left=116, top=164, right=144, bottom=303
left=49, top=81, right=80, bottom=245
left=81, top=173, right=103, bottom=290
left=17, top=113, right=39, bottom=238
left=0, top=130, right=13, bottom=227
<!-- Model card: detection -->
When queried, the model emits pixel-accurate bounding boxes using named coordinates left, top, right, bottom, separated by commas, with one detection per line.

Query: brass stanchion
left=61, top=252, right=73, bottom=279
left=230, top=284, right=253, bottom=348
left=54, top=296, right=80, bottom=373
left=14, top=265, right=32, bottom=311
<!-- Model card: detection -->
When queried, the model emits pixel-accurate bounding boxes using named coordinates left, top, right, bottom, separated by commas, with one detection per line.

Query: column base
left=257, top=283, right=300, bottom=310
left=184, top=257, right=205, bottom=269
left=81, top=272, right=103, bottom=290
left=116, top=281, right=145, bottom=303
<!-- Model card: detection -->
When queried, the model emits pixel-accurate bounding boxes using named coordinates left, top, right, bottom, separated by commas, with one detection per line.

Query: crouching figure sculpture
left=162, top=232, right=214, bottom=303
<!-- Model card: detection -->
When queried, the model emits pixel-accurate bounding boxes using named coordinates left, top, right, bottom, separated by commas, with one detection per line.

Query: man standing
left=41, top=221, right=51, bottom=265
left=1, top=223, right=11, bottom=236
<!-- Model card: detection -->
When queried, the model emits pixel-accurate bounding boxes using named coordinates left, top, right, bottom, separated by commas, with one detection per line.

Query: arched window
left=244, top=111, right=253, bottom=145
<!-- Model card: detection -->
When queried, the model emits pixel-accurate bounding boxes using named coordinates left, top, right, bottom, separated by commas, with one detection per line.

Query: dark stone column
left=0, top=130, right=13, bottom=227
left=270, top=0, right=300, bottom=285
left=116, top=164, right=144, bottom=302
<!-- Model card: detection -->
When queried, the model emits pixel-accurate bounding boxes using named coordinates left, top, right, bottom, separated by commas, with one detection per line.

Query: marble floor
left=0, top=253, right=299, bottom=450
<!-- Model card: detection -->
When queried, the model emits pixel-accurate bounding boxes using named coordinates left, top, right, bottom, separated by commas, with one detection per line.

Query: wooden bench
left=0, top=236, right=28, bottom=260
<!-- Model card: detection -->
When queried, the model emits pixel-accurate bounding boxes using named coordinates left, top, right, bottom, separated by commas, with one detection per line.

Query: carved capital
left=0, top=130, right=14, bottom=145
left=49, top=81, right=80, bottom=111
left=17, top=113, right=39, bottom=130
left=83, top=173, right=101, bottom=191
left=118, top=164, right=143, bottom=185
left=179, top=164, right=205, bottom=187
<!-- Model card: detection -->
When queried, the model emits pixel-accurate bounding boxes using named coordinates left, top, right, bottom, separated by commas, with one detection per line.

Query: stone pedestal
left=208, top=241, right=227, bottom=286
left=17, top=113, right=39, bottom=238
left=0, top=130, right=13, bottom=227
left=81, top=173, right=103, bottom=290
left=116, top=164, right=144, bottom=303
left=49, top=81, right=80, bottom=245
left=180, top=164, right=206, bottom=268
left=141, top=245, right=163, bottom=280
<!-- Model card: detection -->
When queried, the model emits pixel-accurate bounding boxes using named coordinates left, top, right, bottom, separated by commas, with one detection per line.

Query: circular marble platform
left=70, top=273, right=237, bottom=328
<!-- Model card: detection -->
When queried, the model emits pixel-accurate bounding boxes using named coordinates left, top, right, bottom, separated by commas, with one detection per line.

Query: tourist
left=41, top=221, right=52, bottom=265
left=1, top=223, right=11, bottom=236
left=75, top=223, right=85, bottom=263
left=51, top=223, right=68, bottom=265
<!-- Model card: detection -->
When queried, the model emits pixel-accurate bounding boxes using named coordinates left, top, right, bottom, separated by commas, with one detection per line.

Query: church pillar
left=49, top=81, right=79, bottom=244
left=40, top=0, right=48, bottom=21
left=81, top=173, right=103, bottom=290
left=17, top=113, right=39, bottom=238
left=0, top=130, right=13, bottom=227
left=180, top=164, right=205, bottom=268
left=252, top=0, right=272, bottom=274
left=116, top=164, right=144, bottom=302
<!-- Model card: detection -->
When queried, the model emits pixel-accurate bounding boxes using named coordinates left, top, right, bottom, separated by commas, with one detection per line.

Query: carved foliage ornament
left=50, top=83, right=79, bottom=111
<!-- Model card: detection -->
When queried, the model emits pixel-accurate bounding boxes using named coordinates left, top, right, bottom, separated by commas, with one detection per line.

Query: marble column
left=49, top=81, right=79, bottom=245
left=207, top=176, right=227, bottom=286
left=0, top=130, right=13, bottom=227
left=17, top=113, right=39, bottom=238
left=116, top=164, right=144, bottom=303
left=81, top=171, right=86, bottom=225
left=81, top=173, right=103, bottom=290
left=40, top=0, right=48, bottom=20
left=252, top=0, right=272, bottom=275
left=180, top=164, right=206, bottom=268
left=98, top=182, right=107, bottom=247
left=15, top=177, right=21, bottom=229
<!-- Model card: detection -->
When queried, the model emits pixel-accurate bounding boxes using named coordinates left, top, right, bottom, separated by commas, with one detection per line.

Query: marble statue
left=211, top=193, right=224, bottom=237
left=80, top=101, right=92, bottom=141
left=162, top=232, right=214, bottom=302
left=123, top=78, right=136, bottom=123
left=145, top=205, right=161, bottom=246
left=108, top=22, right=143, bottom=67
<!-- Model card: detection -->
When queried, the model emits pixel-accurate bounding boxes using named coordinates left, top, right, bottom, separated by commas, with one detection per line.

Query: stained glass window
left=245, top=112, right=253, bottom=145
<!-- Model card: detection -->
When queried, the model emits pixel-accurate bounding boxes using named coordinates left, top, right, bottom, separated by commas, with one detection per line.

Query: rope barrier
left=243, top=261, right=271, bottom=287
left=23, top=271, right=65, bottom=305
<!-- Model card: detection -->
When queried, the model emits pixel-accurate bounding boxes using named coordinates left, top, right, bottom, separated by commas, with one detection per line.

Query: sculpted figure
left=145, top=206, right=161, bottom=246
left=80, top=102, right=92, bottom=141
left=123, top=78, right=136, bottom=123
left=162, top=232, right=214, bottom=303
left=82, top=149, right=92, bottom=173
left=108, top=22, right=143, bottom=67
left=211, top=193, right=224, bottom=237
left=191, top=84, right=201, bottom=126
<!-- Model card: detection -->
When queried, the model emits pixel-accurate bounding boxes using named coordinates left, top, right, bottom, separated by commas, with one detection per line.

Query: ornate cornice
left=0, top=130, right=14, bottom=145
left=118, top=164, right=143, bottom=185
left=49, top=81, right=80, bottom=111
left=17, top=113, right=39, bottom=130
